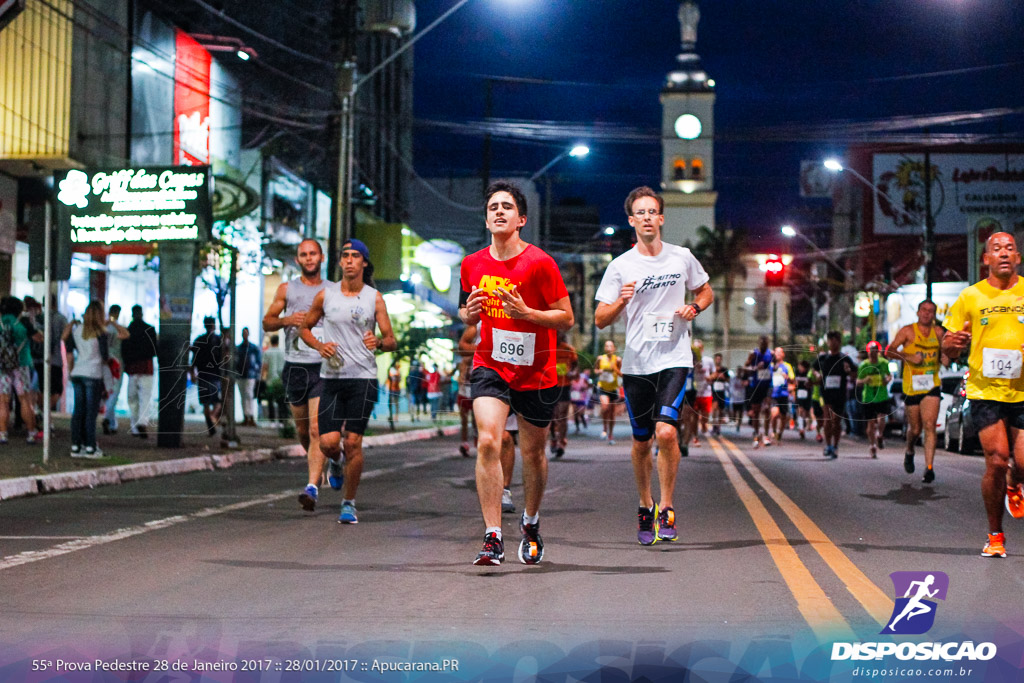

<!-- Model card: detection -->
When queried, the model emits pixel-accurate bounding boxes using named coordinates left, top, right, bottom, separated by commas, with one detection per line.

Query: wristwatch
left=689, top=303, right=701, bottom=316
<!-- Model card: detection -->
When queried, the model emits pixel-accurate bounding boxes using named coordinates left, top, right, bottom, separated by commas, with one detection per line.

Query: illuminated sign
left=55, top=167, right=211, bottom=245
left=174, top=30, right=211, bottom=166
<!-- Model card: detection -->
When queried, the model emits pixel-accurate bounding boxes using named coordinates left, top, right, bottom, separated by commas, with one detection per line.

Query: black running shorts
left=622, top=367, right=690, bottom=442
left=971, top=399, right=1024, bottom=433
left=282, top=362, right=324, bottom=406
left=903, top=386, right=941, bottom=407
left=470, top=366, right=558, bottom=429
left=318, top=378, right=379, bottom=436
left=860, top=399, right=892, bottom=421
left=196, top=370, right=222, bottom=406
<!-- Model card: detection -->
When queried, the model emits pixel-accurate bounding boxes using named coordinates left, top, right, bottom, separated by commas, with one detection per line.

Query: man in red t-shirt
left=460, top=181, right=574, bottom=566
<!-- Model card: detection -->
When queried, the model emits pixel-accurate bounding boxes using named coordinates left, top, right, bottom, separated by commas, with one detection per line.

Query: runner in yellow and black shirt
left=942, top=232, right=1024, bottom=559
left=886, top=299, right=947, bottom=482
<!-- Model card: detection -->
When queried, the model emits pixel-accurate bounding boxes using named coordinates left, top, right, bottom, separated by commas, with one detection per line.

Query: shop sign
left=174, top=29, right=211, bottom=166
left=55, top=166, right=211, bottom=245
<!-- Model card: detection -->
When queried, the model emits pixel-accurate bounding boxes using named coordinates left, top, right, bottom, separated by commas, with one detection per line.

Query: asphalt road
left=1, top=422, right=1022, bottom=681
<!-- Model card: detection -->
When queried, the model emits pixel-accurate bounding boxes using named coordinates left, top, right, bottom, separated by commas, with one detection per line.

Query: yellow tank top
left=901, top=323, right=941, bottom=396
left=596, top=354, right=620, bottom=392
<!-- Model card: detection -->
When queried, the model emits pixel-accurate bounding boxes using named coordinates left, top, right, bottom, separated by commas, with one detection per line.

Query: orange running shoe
left=981, top=532, right=1007, bottom=558
left=1006, top=485, right=1024, bottom=519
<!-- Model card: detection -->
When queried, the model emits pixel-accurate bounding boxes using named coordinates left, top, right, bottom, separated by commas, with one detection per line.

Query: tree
left=688, top=224, right=748, bottom=353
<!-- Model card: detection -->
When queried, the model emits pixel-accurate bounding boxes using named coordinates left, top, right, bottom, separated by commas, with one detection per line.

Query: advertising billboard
left=871, top=153, right=1024, bottom=236
left=55, top=166, right=212, bottom=245
left=173, top=29, right=211, bottom=166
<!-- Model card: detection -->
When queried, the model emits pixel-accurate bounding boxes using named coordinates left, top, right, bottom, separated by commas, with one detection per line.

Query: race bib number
left=911, top=373, right=935, bottom=392
left=491, top=329, right=535, bottom=366
left=772, top=372, right=786, bottom=388
left=824, top=375, right=842, bottom=390
left=713, top=381, right=726, bottom=392
left=982, top=348, right=1022, bottom=380
left=599, top=371, right=615, bottom=385
left=642, top=313, right=675, bottom=342
left=570, top=390, right=582, bottom=402
left=796, top=389, right=809, bottom=399
left=756, top=368, right=771, bottom=381
left=297, top=324, right=325, bottom=351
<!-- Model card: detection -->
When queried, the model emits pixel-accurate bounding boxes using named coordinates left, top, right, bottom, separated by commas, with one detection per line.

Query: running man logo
left=881, top=571, right=949, bottom=635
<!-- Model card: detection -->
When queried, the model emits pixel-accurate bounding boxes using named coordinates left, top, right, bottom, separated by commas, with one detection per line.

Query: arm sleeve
left=594, top=262, right=621, bottom=304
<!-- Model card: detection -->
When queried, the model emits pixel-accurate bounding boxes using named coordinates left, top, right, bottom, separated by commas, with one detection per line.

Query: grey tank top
left=284, top=278, right=330, bottom=364
left=320, top=283, right=378, bottom=380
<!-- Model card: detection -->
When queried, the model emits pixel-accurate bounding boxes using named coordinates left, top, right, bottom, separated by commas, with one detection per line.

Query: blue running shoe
left=657, top=505, right=677, bottom=542
left=638, top=505, right=658, bottom=546
left=328, top=457, right=344, bottom=491
left=338, top=502, right=358, bottom=524
left=298, top=484, right=318, bottom=511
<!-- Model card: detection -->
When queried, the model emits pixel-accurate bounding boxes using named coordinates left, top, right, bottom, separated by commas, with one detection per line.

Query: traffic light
left=764, top=255, right=785, bottom=287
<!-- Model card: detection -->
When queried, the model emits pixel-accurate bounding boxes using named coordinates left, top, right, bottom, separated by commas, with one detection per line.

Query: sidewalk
left=0, top=411, right=460, bottom=501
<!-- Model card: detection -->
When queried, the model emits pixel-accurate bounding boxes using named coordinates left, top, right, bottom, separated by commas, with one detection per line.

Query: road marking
left=0, top=452, right=453, bottom=572
left=0, top=536, right=87, bottom=540
left=708, top=438, right=855, bottom=641
left=719, top=436, right=894, bottom=627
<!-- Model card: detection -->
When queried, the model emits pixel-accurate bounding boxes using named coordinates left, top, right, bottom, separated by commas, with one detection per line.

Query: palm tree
left=688, top=224, right=748, bottom=353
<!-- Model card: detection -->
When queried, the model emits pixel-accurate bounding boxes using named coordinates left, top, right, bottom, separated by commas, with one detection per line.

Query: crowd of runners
left=262, top=180, right=1024, bottom=565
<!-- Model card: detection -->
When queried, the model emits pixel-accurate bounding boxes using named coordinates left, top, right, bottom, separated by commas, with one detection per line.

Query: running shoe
left=753, top=436, right=761, bottom=449
left=473, top=532, right=504, bottom=566
left=870, top=446, right=877, bottom=459
left=83, top=446, right=103, bottom=459
left=981, top=532, right=1007, bottom=558
left=459, top=442, right=471, bottom=458
left=554, top=446, right=564, bottom=459
left=338, top=502, right=358, bottom=524
left=680, top=443, right=689, bottom=458
left=601, top=430, right=607, bottom=439
left=922, top=467, right=935, bottom=484
left=816, top=432, right=823, bottom=443
left=70, top=444, right=81, bottom=457
left=637, top=505, right=658, bottom=546
left=1006, top=484, right=1024, bottom=519
left=0, top=431, right=7, bottom=444
left=903, top=451, right=915, bottom=474
left=327, top=458, right=344, bottom=491
left=518, top=514, right=544, bottom=565
left=877, top=437, right=885, bottom=450
left=656, top=505, right=677, bottom=542
left=692, top=438, right=701, bottom=447
left=501, top=488, right=516, bottom=514
left=799, top=429, right=806, bottom=440
left=608, top=439, right=615, bottom=445
left=298, top=484, right=318, bottom=511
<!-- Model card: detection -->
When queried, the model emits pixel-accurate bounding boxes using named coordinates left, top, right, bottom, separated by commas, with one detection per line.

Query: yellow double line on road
left=708, top=436, right=893, bottom=641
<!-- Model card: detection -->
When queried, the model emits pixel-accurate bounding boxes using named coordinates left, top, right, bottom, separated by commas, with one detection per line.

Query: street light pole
left=530, top=145, right=589, bottom=251
left=330, top=0, right=477, bottom=276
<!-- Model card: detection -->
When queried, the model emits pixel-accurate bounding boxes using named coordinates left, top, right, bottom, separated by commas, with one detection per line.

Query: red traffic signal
left=764, top=256, right=785, bottom=287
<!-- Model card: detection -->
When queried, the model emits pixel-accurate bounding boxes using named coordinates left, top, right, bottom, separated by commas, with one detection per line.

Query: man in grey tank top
left=300, top=239, right=396, bottom=524
left=263, top=239, right=334, bottom=511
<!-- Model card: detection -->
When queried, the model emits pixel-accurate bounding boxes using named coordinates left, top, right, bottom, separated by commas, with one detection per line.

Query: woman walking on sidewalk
left=63, top=301, right=108, bottom=458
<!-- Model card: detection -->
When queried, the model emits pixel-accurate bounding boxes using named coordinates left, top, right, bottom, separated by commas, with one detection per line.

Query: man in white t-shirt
left=595, top=186, right=714, bottom=546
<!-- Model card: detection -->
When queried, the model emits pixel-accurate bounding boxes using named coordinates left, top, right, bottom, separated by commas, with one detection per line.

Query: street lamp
left=530, top=144, right=591, bottom=249
left=823, top=157, right=931, bottom=297
left=781, top=223, right=848, bottom=340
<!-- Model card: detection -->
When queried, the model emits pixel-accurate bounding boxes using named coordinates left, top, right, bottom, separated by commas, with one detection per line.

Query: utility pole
left=329, top=0, right=358, bottom=282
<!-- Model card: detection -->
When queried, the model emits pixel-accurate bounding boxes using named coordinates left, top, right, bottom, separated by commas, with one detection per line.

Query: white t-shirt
left=694, top=356, right=716, bottom=398
left=595, top=243, right=710, bottom=375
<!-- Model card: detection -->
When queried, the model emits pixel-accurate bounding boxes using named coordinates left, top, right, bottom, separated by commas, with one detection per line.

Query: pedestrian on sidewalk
left=63, top=301, right=108, bottom=458
left=0, top=296, right=39, bottom=444
left=121, top=305, right=158, bottom=438
left=189, top=316, right=223, bottom=437
left=235, top=326, right=262, bottom=426
left=260, top=334, right=285, bottom=424
left=102, top=305, right=130, bottom=435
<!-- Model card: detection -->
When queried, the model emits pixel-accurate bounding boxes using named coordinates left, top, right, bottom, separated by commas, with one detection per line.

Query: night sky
left=412, top=0, right=1024, bottom=244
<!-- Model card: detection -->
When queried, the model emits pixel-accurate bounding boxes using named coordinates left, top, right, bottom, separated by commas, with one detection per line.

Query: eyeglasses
left=632, top=209, right=661, bottom=216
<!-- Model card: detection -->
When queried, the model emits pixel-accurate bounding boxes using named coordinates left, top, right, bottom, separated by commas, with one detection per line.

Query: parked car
left=944, top=373, right=981, bottom=455
left=884, top=380, right=905, bottom=437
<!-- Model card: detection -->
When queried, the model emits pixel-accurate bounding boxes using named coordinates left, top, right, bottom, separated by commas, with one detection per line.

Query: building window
left=690, top=158, right=703, bottom=180
left=673, top=158, right=686, bottom=181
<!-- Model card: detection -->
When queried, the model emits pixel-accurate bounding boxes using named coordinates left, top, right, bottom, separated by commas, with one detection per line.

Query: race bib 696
left=491, top=328, right=536, bottom=366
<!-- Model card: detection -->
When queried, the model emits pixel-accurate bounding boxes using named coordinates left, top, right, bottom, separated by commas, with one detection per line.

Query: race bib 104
left=911, top=373, right=935, bottom=392
left=982, top=348, right=1022, bottom=380
left=642, top=312, right=676, bottom=342
left=491, top=328, right=536, bottom=366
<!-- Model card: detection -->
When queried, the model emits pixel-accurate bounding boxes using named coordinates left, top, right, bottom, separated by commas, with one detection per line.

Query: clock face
left=674, top=114, right=702, bottom=140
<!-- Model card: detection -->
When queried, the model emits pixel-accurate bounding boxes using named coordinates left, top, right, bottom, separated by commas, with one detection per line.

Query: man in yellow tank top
left=886, top=299, right=947, bottom=482
left=595, top=340, right=622, bottom=444
left=942, top=232, right=1024, bottom=559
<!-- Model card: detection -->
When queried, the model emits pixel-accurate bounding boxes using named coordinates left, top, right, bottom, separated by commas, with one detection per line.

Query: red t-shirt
left=460, top=244, right=568, bottom=391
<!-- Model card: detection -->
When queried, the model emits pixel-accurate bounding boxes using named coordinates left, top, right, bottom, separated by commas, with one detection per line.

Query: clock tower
left=660, top=0, right=717, bottom=247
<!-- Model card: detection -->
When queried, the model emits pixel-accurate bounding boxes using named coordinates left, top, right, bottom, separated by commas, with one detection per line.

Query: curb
left=0, top=424, right=460, bottom=502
